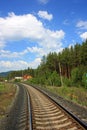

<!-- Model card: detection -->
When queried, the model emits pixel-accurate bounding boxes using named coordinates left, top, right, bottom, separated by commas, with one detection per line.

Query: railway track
left=16, top=85, right=32, bottom=130
left=0, top=84, right=31, bottom=130
left=23, top=83, right=87, bottom=130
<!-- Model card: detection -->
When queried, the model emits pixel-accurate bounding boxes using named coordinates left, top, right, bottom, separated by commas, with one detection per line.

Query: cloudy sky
left=0, top=0, right=87, bottom=72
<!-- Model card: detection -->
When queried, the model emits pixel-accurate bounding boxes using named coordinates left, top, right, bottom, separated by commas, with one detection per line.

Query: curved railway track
left=16, top=85, right=32, bottom=130
left=1, top=83, right=86, bottom=130
left=23, top=83, right=87, bottom=130
left=0, top=84, right=31, bottom=130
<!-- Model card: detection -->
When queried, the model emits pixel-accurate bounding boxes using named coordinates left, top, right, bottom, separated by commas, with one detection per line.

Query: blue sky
left=0, top=0, right=87, bottom=72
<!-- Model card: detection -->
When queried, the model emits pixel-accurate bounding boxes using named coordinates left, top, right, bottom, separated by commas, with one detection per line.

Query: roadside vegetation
left=38, top=85, right=87, bottom=107
left=0, top=82, right=16, bottom=118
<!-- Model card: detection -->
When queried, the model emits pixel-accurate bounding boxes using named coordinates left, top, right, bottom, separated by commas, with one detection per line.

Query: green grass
left=0, top=83, right=5, bottom=91
left=41, top=85, right=87, bottom=107
left=0, top=82, right=16, bottom=118
left=0, top=82, right=15, bottom=92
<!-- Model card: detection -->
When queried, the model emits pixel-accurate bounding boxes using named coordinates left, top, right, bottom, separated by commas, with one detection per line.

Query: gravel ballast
left=35, top=85, right=87, bottom=125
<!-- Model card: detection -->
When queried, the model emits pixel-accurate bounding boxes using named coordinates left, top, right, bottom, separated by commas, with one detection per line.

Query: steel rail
left=25, top=88, right=33, bottom=130
left=30, top=84, right=87, bottom=129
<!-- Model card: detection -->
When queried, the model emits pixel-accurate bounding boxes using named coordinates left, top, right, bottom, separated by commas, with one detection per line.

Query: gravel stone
left=36, top=86, right=87, bottom=125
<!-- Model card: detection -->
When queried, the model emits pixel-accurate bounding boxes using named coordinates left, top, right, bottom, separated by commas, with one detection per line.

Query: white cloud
left=0, top=58, right=41, bottom=72
left=68, top=40, right=76, bottom=49
left=0, top=12, right=65, bottom=72
left=80, top=32, right=87, bottom=40
left=76, top=20, right=87, bottom=29
left=38, top=11, right=53, bottom=21
left=0, top=12, right=64, bottom=49
left=40, top=29, right=65, bottom=52
left=38, top=0, right=49, bottom=4
left=0, top=49, right=28, bottom=58
left=29, top=58, right=41, bottom=68
left=76, top=20, right=87, bottom=40
left=0, top=60, right=28, bottom=72
left=63, top=19, right=69, bottom=25
left=27, top=46, right=45, bottom=56
left=0, top=12, right=65, bottom=54
left=0, top=41, right=5, bottom=48
left=0, top=12, right=44, bottom=42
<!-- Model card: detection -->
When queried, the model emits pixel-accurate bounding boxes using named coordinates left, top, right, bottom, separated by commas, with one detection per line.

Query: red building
left=23, top=75, right=32, bottom=81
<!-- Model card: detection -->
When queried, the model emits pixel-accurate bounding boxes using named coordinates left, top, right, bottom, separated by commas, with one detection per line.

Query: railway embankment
left=31, top=84, right=87, bottom=125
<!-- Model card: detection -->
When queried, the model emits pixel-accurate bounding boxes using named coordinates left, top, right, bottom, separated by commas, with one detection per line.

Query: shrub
left=47, top=71, right=61, bottom=86
left=63, top=77, right=72, bottom=87
left=71, top=67, right=82, bottom=86
left=82, top=73, right=87, bottom=89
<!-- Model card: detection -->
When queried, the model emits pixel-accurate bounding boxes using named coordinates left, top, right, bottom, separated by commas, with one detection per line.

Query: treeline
left=29, top=40, right=87, bottom=88
left=7, top=40, right=87, bottom=88
left=7, top=68, right=34, bottom=79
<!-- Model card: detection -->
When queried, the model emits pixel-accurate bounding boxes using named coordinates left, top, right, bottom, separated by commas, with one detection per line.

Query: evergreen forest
left=7, top=40, right=87, bottom=88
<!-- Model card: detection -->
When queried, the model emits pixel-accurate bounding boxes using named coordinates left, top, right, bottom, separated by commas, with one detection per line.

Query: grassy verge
left=40, top=85, right=87, bottom=107
left=0, top=82, right=16, bottom=118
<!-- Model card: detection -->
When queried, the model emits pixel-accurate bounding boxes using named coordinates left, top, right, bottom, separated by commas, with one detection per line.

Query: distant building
left=5, top=80, right=7, bottom=82
left=23, top=75, right=32, bottom=81
left=15, top=77, right=23, bottom=80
